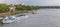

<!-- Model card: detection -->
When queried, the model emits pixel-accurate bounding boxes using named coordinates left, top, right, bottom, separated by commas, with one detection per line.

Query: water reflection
left=0, top=18, right=27, bottom=27
left=0, top=22, right=4, bottom=27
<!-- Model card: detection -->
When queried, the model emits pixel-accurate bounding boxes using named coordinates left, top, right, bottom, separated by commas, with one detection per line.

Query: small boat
left=2, top=14, right=28, bottom=23
left=32, top=12, right=35, bottom=14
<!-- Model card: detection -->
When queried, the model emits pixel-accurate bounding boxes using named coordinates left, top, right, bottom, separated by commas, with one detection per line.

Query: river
left=1, top=9, right=60, bottom=27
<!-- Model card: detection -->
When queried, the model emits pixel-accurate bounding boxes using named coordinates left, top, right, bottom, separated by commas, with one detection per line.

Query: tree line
left=0, top=4, right=40, bottom=13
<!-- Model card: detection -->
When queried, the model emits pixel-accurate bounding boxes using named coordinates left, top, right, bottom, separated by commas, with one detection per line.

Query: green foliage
left=15, top=4, right=40, bottom=11
left=0, top=4, right=9, bottom=13
left=0, top=4, right=40, bottom=13
left=15, top=5, right=26, bottom=10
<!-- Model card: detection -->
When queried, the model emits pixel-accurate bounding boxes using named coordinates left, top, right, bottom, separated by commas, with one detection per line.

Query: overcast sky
left=0, top=0, right=60, bottom=6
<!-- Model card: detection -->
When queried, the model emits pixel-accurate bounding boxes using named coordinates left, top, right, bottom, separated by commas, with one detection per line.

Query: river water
left=1, top=9, right=60, bottom=27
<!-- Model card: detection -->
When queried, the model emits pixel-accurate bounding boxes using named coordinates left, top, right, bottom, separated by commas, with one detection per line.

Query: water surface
left=1, top=9, right=60, bottom=27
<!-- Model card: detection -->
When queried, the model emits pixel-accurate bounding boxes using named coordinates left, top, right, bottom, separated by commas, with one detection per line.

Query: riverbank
left=0, top=10, right=28, bottom=16
left=0, top=10, right=29, bottom=20
left=0, top=4, right=40, bottom=20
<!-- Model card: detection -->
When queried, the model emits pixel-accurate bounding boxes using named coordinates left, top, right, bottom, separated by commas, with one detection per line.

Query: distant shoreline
left=40, top=6, right=60, bottom=8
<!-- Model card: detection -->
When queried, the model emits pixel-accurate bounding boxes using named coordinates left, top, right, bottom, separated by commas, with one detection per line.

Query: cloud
left=0, top=0, right=60, bottom=6
left=0, top=0, right=5, bottom=3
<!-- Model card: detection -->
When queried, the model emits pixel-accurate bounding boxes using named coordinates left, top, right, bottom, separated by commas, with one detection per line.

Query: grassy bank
left=0, top=4, right=40, bottom=17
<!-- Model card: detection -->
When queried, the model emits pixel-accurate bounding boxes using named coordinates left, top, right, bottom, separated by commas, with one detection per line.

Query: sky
left=0, top=0, right=60, bottom=6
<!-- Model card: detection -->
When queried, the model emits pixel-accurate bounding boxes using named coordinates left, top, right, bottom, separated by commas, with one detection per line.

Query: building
left=8, top=4, right=16, bottom=13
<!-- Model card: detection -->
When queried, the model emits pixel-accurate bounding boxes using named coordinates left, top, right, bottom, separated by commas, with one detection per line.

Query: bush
left=15, top=4, right=40, bottom=11
left=0, top=4, right=40, bottom=13
left=0, top=4, right=9, bottom=13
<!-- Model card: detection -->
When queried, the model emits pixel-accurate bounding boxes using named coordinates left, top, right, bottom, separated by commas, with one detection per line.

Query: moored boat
left=2, top=14, right=28, bottom=24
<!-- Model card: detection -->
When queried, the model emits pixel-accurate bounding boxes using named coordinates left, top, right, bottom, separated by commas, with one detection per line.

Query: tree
left=0, top=4, right=9, bottom=13
left=15, top=4, right=40, bottom=11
